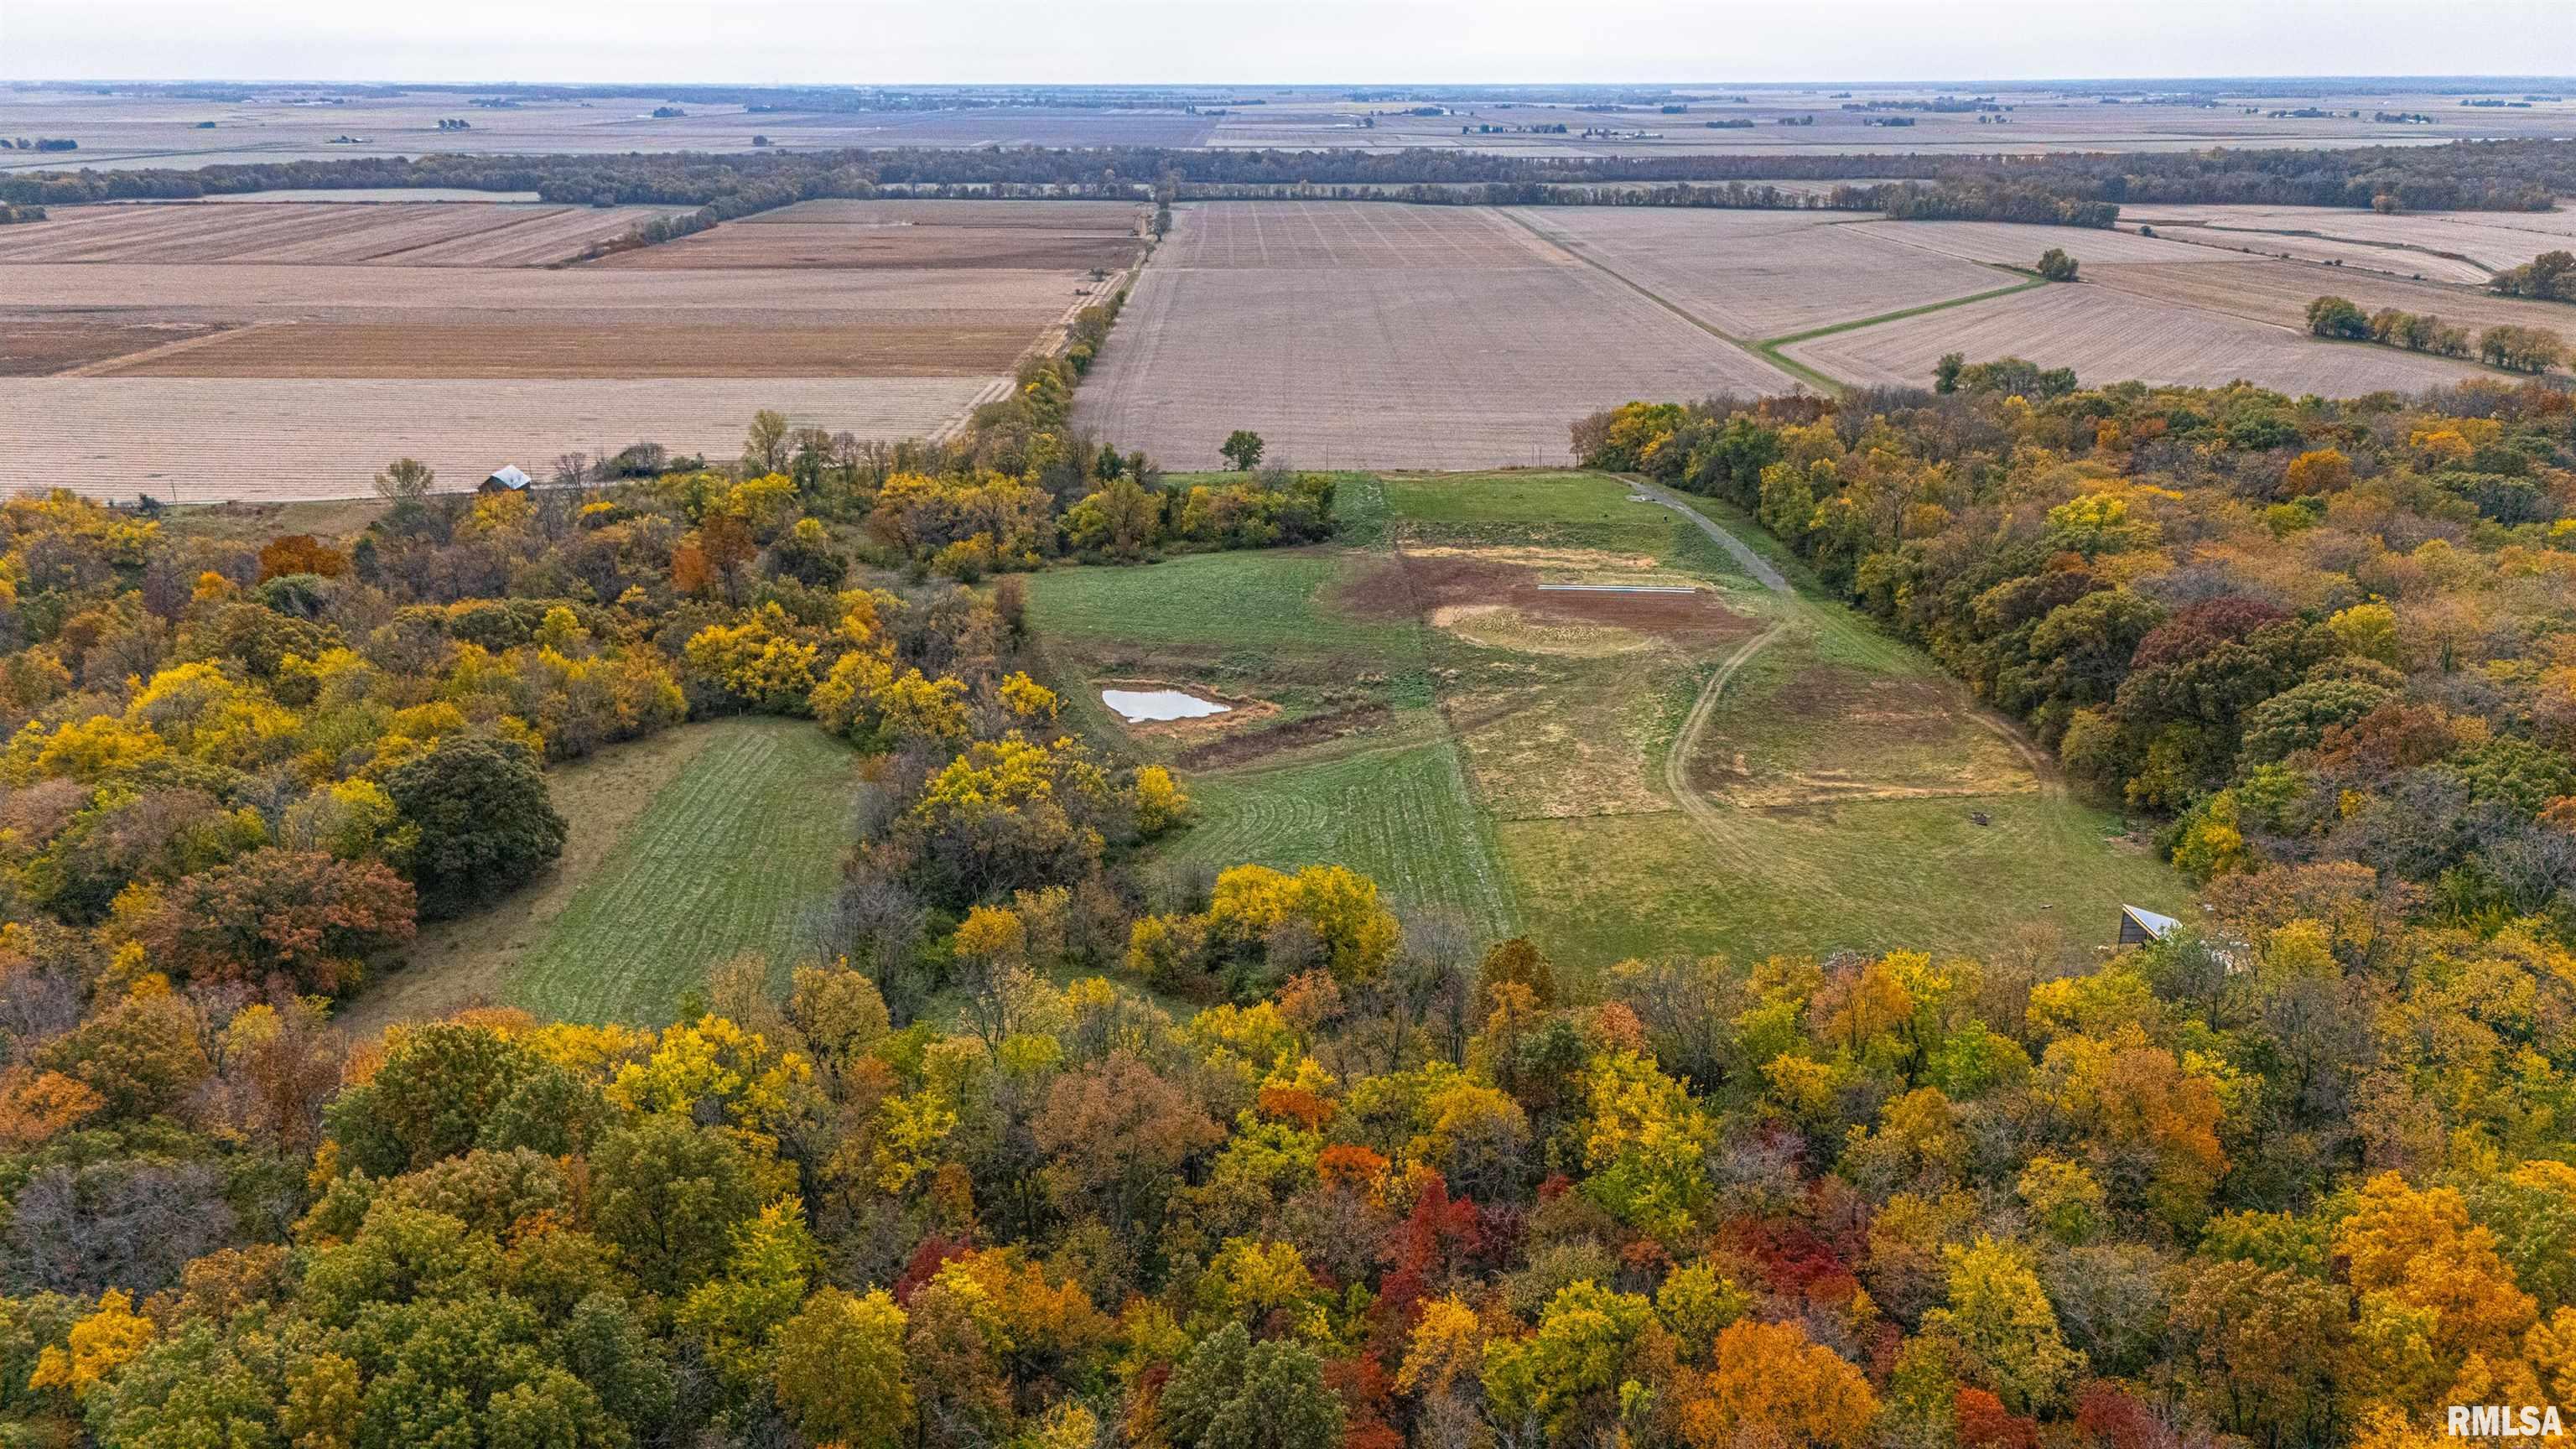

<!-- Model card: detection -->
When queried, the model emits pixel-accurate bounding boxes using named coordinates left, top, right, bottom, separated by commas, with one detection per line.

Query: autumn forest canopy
left=18, top=80, right=2576, bottom=1441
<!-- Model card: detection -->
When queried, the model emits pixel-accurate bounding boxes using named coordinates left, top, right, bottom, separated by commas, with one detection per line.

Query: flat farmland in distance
left=1784, top=282, right=2485, bottom=393
left=1504, top=207, right=2017, bottom=337
left=2087, top=258, right=2576, bottom=336
left=96, top=318, right=1040, bottom=378
left=0, top=377, right=993, bottom=502
left=1852, top=219, right=2261, bottom=267
left=0, top=200, right=678, bottom=267
left=745, top=199, right=1147, bottom=231
left=1072, top=202, right=1798, bottom=470
left=0, top=198, right=1127, bottom=498
left=595, top=218, right=1143, bottom=272
left=2128, top=224, right=2496, bottom=284
left=1, top=316, right=224, bottom=377
left=0, top=261, right=1088, bottom=314
left=2122, top=202, right=2576, bottom=273
left=1153, top=201, right=1567, bottom=267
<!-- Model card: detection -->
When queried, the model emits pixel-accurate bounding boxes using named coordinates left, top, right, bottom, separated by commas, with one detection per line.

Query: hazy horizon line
left=12, top=72, right=2576, bottom=91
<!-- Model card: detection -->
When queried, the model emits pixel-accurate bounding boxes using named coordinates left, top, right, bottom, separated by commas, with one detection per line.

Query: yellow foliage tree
left=29, top=1288, right=156, bottom=1400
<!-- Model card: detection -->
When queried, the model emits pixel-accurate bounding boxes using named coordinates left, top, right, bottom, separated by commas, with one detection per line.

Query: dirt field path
left=1626, top=478, right=1796, bottom=834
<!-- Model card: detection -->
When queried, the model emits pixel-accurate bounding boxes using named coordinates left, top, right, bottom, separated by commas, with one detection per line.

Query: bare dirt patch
left=1176, top=702, right=1395, bottom=768
left=1339, top=548, right=1751, bottom=649
left=1431, top=604, right=1653, bottom=657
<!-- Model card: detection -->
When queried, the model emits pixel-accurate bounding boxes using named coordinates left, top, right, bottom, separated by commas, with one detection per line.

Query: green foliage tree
left=382, top=735, right=568, bottom=917
left=1219, top=429, right=1266, bottom=471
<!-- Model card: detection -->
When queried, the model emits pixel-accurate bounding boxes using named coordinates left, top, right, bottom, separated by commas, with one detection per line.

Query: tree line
left=12, top=135, right=2576, bottom=215
left=2307, top=293, right=2566, bottom=372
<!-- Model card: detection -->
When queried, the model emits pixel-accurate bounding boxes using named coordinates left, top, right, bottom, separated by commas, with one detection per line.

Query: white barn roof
left=484, top=464, right=532, bottom=489
left=2121, top=904, right=2182, bottom=939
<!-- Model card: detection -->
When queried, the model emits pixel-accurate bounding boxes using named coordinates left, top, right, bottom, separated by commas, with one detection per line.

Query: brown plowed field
left=2086, top=259, right=2576, bottom=336
left=0, top=202, right=677, bottom=267
left=1157, top=200, right=1570, bottom=268
left=98, top=320, right=1036, bottom=378
left=0, top=199, right=1124, bottom=497
left=0, top=314, right=226, bottom=377
left=1072, top=203, right=1799, bottom=470
left=1851, top=220, right=2262, bottom=267
left=2120, top=203, right=2576, bottom=272
left=0, top=262, right=1090, bottom=314
left=1504, top=207, right=2013, bottom=337
left=593, top=221, right=1142, bottom=272
left=1, top=378, right=998, bottom=503
left=1784, top=282, right=2485, bottom=394
left=743, top=199, right=1145, bottom=231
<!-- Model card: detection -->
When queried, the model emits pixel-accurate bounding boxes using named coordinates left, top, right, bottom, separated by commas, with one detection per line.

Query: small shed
left=2116, top=904, right=2181, bottom=948
left=478, top=465, right=532, bottom=494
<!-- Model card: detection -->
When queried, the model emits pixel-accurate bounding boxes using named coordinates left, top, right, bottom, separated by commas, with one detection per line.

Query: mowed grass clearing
left=506, top=718, right=859, bottom=1026
left=1167, top=735, right=1520, bottom=943
left=1034, top=468, right=2186, bottom=974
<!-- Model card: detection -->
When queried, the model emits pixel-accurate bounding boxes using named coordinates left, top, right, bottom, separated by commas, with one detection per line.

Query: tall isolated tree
left=1220, top=430, right=1266, bottom=472
left=371, top=457, right=436, bottom=501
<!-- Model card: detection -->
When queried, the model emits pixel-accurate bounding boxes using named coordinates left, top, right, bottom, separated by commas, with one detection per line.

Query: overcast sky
left=5, top=0, right=2573, bottom=87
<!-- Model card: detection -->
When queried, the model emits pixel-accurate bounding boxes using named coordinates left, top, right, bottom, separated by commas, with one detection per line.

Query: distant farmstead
left=479, top=464, right=532, bottom=493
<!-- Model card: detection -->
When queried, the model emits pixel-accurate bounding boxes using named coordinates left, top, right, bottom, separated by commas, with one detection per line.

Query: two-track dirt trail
left=1625, top=478, right=1793, bottom=836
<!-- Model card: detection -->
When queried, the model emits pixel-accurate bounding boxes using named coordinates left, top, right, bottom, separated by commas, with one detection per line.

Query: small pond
left=1102, top=688, right=1231, bottom=723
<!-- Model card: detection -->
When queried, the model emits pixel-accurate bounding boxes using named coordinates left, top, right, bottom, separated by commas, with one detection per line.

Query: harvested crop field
left=94, top=319, right=1039, bottom=378
left=1504, top=208, right=2015, bottom=337
left=595, top=221, right=1142, bottom=272
left=1852, top=219, right=2261, bottom=267
left=1, top=199, right=1130, bottom=497
left=0, top=261, right=1090, bottom=314
left=0, top=200, right=679, bottom=267
left=2120, top=203, right=2576, bottom=273
left=745, top=199, right=1147, bottom=231
left=1072, top=202, right=1797, bottom=470
left=1784, top=281, right=2485, bottom=394
left=1157, top=200, right=1569, bottom=268
left=0, top=377, right=995, bottom=503
left=2138, top=226, right=2496, bottom=284
left=2086, top=258, right=2576, bottom=336
left=0, top=314, right=224, bottom=377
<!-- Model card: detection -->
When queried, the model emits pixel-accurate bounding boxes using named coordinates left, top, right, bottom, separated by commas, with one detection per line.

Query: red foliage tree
left=138, top=848, right=415, bottom=996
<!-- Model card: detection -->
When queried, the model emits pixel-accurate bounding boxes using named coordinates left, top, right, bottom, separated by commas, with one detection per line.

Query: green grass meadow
left=506, top=719, right=859, bottom=1025
left=1168, top=735, right=1520, bottom=943
left=1032, top=467, right=2187, bottom=977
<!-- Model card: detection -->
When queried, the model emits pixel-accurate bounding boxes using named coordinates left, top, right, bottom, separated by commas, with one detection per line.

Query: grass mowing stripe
left=1173, top=734, right=1520, bottom=943
left=506, top=718, right=858, bottom=1026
